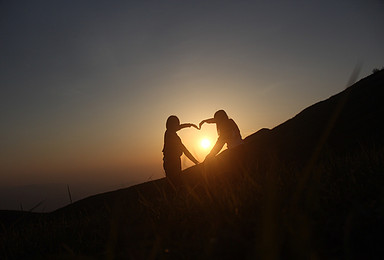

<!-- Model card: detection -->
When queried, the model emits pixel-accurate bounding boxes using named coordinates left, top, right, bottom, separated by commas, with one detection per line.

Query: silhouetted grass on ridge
left=1, top=145, right=383, bottom=259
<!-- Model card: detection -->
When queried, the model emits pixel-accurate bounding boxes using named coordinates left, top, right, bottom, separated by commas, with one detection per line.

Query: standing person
left=199, top=110, right=243, bottom=160
left=162, top=115, right=199, bottom=186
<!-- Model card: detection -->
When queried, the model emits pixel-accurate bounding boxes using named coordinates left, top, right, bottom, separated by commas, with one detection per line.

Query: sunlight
left=177, top=124, right=217, bottom=168
left=200, top=138, right=212, bottom=150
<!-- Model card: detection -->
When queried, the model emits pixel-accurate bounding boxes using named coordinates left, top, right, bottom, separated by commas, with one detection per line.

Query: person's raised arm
left=182, top=144, right=199, bottom=165
left=199, top=118, right=216, bottom=129
left=205, top=138, right=225, bottom=160
left=179, top=123, right=199, bottom=130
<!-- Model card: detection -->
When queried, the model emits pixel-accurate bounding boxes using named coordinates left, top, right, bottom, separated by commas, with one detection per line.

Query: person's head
left=166, top=115, right=180, bottom=131
left=214, top=110, right=229, bottom=123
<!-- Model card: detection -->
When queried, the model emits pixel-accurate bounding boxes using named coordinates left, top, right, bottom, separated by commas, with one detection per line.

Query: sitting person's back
left=217, top=117, right=243, bottom=149
left=199, top=110, right=243, bottom=160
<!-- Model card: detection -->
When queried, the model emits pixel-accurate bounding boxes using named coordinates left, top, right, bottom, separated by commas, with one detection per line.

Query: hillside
left=1, top=70, right=384, bottom=259
left=245, top=69, right=384, bottom=163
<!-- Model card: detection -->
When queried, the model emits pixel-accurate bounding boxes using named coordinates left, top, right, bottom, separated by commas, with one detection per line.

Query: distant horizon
left=0, top=179, right=144, bottom=212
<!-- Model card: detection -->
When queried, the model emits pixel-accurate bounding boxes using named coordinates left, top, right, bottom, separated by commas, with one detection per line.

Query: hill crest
left=2, top=70, right=384, bottom=259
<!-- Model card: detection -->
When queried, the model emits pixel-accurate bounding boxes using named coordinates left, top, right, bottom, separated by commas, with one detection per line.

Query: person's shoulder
left=229, top=119, right=240, bottom=132
left=165, top=130, right=181, bottom=140
left=165, top=130, right=176, bottom=137
left=228, top=118, right=238, bottom=127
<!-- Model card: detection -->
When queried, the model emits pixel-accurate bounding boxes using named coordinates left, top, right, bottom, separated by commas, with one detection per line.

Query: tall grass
left=1, top=147, right=383, bottom=259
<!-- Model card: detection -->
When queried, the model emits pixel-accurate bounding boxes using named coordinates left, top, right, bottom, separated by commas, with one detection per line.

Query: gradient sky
left=1, top=0, right=383, bottom=192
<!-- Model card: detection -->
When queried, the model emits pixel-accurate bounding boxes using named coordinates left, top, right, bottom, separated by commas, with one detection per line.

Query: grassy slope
left=1, top=71, right=384, bottom=259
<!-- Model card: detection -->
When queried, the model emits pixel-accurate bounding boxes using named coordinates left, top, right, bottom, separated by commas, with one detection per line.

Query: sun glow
left=200, top=138, right=212, bottom=150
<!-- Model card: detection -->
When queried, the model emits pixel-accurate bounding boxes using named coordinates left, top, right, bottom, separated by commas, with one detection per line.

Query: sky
left=1, top=0, right=383, bottom=209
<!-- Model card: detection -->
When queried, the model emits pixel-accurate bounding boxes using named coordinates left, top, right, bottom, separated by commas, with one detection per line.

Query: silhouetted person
left=199, top=110, right=243, bottom=160
left=163, top=115, right=199, bottom=187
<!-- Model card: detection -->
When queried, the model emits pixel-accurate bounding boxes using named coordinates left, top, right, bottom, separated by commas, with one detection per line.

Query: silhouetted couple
left=162, top=110, right=243, bottom=186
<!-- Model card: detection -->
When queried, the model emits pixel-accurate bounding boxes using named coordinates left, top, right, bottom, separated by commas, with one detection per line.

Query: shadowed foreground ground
left=1, top=147, right=383, bottom=259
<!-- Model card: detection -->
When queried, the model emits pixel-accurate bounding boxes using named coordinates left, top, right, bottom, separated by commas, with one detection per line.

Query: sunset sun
left=200, top=138, right=212, bottom=150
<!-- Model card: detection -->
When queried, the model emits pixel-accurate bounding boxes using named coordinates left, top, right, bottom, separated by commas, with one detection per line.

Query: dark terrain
left=1, top=70, right=384, bottom=259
